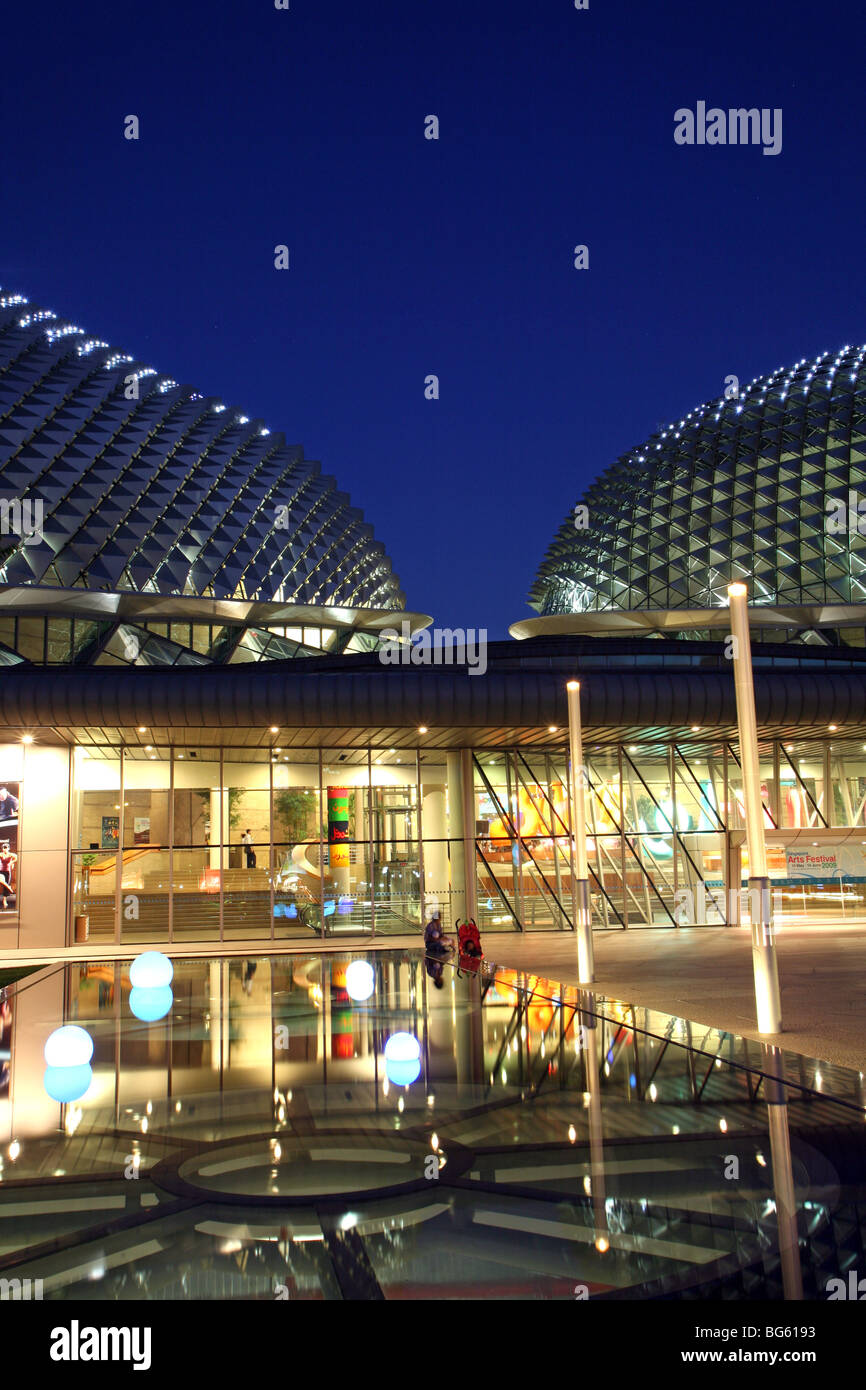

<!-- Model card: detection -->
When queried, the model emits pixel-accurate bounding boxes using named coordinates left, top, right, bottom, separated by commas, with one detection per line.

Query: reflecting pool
left=0, top=949, right=862, bottom=1300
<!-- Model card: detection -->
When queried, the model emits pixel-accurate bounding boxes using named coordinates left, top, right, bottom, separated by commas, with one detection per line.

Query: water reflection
left=0, top=950, right=858, bottom=1299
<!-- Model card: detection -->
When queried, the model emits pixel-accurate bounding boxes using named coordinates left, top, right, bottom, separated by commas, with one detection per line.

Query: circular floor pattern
left=148, top=1128, right=473, bottom=1206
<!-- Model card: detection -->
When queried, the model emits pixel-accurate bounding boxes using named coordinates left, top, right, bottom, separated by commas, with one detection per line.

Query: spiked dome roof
left=530, top=345, right=866, bottom=624
left=0, top=290, right=404, bottom=608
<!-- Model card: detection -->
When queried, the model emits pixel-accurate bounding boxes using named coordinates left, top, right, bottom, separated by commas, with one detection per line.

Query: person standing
left=241, top=829, right=256, bottom=869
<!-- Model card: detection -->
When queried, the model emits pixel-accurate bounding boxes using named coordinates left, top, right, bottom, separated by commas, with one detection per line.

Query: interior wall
left=19, top=744, right=71, bottom=950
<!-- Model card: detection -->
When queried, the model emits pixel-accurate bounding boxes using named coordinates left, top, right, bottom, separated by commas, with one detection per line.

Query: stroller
left=456, top=918, right=484, bottom=974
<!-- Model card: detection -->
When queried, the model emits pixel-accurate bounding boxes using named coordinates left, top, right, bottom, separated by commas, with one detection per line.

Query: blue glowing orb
left=43, top=1025, right=94, bottom=1069
left=129, top=985, right=174, bottom=1022
left=44, top=1063, right=92, bottom=1103
left=129, top=951, right=174, bottom=989
left=384, top=1031, right=421, bottom=1084
left=385, top=1057, right=421, bottom=1086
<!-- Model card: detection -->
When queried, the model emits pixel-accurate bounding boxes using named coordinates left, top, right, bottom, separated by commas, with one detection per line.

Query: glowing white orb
left=129, top=951, right=174, bottom=989
left=384, top=1032, right=420, bottom=1063
left=345, top=960, right=375, bottom=1002
left=43, top=1025, right=94, bottom=1068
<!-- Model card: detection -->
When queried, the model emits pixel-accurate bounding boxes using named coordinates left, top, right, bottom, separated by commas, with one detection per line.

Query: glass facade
left=0, top=611, right=384, bottom=667
left=67, top=735, right=866, bottom=944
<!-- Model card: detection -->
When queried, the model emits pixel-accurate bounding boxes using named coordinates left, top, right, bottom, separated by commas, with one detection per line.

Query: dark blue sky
left=3, top=0, right=863, bottom=636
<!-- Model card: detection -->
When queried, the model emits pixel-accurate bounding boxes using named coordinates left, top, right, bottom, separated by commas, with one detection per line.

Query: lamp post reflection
left=579, top=991, right=609, bottom=1253
left=454, top=967, right=484, bottom=1088
left=566, top=681, right=595, bottom=984
left=762, top=1043, right=804, bottom=1301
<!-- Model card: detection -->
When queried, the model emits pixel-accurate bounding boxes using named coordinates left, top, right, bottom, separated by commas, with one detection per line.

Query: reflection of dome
left=530, top=345, right=866, bottom=642
left=0, top=290, right=404, bottom=608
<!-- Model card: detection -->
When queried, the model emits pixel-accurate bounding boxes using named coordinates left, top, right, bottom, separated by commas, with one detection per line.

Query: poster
left=101, top=815, right=119, bottom=850
left=786, top=845, right=866, bottom=882
left=133, top=816, right=151, bottom=845
left=0, top=780, right=20, bottom=916
left=327, top=787, right=350, bottom=869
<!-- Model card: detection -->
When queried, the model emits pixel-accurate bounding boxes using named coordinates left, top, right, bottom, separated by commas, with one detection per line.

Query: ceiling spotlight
left=418, top=726, right=428, bottom=734
left=138, top=726, right=147, bottom=733
left=270, top=726, right=279, bottom=734
left=20, top=734, right=33, bottom=745
left=828, top=724, right=838, bottom=732
left=548, top=725, right=558, bottom=734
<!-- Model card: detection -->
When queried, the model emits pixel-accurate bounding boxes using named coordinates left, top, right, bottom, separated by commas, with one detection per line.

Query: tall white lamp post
left=567, top=680, right=595, bottom=983
left=727, top=582, right=782, bottom=1033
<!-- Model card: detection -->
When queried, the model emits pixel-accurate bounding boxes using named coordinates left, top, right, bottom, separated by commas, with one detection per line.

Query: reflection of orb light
left=494, top=971, right=519, bottom=1007
left=44, top=1025, right=94, bottom=1068
left=44, top=1064, right=92, bottom=1103
left=130, top=951, right=173, bottom=989
left=529, top=1001, right=554, bottom=1032
left=386, top=1058, right=421, bottom=1086
left=384, top=1032, right=421, bottom=1087
left=129, top=985, right=173, bottom=1022
left=345, top=960, right=375, bottom=1002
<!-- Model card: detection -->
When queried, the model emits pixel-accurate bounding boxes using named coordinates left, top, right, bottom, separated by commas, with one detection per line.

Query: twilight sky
left=3, top=0, right=864, bottom=636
